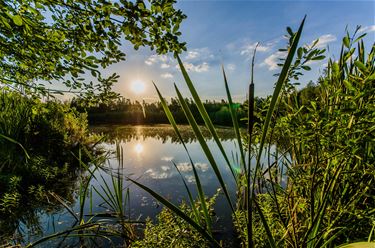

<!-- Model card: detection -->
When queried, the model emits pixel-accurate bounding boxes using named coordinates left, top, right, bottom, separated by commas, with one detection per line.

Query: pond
left=3, top=125, right=242, bottom=246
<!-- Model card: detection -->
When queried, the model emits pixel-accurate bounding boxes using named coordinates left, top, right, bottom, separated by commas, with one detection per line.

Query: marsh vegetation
left=0, top=1, right=374, bottom=247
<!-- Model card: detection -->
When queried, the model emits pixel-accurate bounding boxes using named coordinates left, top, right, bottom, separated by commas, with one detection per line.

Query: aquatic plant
left=133, top=18, right=375, bottom=247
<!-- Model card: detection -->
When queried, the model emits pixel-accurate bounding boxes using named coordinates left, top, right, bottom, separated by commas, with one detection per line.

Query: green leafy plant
left=133, top=18, right=374, bottom=248
left=132, top=191, right=220, bottom=248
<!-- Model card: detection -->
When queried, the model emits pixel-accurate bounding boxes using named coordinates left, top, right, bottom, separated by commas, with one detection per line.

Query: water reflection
left=90, top=124, right=237, bottom=144
left=2, top=125, right=239, bottom=246
left=95, top=124, right=239, bottom=239
left=0, top=170, right=81, bottom=244
left=134, top=143, right=144, bottom=155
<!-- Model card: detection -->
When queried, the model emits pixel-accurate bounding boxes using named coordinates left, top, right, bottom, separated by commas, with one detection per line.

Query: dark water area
left=2, top=125, right=244, bottom=246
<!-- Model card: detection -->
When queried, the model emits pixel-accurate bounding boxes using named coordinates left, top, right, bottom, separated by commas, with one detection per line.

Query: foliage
left=261, top=28, right=375, bottom=247
left=0, top=0, right=186, bottom=97
left=1, top=15, right=374, bottom=248
left=0, top=92, right=100, bottom=241
left=132, top=193, right=219, bottom=248
left=134, top=19, right=374, bottom=248
left=0, top=92, right=32, bottom=168
left=0, top=92, right=96, bottom=171
left=233, top=194, right=285, bottom=248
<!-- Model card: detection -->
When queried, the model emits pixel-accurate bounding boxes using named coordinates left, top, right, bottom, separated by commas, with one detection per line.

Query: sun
left=130, top=79, right=146, bottom=95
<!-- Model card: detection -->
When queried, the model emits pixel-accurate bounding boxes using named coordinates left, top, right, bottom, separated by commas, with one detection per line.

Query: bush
left=0, top=92, right=99, bottom=238
left=132, top=194, right=219, bottom=248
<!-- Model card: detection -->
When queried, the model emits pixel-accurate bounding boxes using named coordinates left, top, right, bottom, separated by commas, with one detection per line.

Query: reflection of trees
left=0, top=168, right=81, bottom=243
left=90, top=125, right=238, bottom=144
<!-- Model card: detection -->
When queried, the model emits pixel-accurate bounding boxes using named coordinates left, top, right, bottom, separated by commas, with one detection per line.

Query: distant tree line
left=71, top=97, right=249, bottom=126
left=70, top=83, right=321, bottom=127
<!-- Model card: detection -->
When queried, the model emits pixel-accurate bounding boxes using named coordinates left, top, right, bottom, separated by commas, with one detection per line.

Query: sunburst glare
left=130, top=79, right=146, bottom=95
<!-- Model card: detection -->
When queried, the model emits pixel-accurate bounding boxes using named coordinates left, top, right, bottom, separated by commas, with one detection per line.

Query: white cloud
left=314, top=34, right=337, bottom=48
left=145, top=54, right=170, bottom=66
left=262, top=51, right=287, bottom=71
left=160, top=63, right=170, bottom=69
left=176, top=62, right=210, bottom=73
left=145, top=59, right=154, bottom=66
left=145, top=55, right=158, bottom=65
left=161, top=156, right=173, bottom=162
left=146, top=48, right=212, bottom=74
left=185, top=175, right=195, bottom=183
left=176, top=162, right=191, bottom=172
left=226, top=64, right=236, bottom=71
left=359, top=25, right=375, bottom=33
left=186, top=51, right=200, bottom=60
left=145, top=169, right=169, bottom=179
left=161, top=166, right=170, bottom=171
left=241, top=42, right=271, bottom=56
left=176, top=162, right=209, bottom=172
left=161, top=73, right=173, bottom=79
left=184, top=48, right=213, bottom=62
left=195, top=162, right=209, bottom=172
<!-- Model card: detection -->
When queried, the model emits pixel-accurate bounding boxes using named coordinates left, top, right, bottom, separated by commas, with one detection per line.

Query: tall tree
left=0, top=0, right=186, bottom=97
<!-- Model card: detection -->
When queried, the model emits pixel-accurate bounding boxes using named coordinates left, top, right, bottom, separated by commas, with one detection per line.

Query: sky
left=89, top=0, right=375, bottom=102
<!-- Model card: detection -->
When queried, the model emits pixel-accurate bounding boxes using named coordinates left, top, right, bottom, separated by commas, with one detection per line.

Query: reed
left=133, top=18, right=375, bottom=247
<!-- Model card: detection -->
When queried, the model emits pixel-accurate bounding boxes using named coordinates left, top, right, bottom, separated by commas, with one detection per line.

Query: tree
left=0, top=0, right=186, bottom=98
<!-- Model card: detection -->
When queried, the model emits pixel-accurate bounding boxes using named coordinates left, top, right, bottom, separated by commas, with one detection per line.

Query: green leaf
left=353, top=33, right=366, bottom=43
left=301, top=65, right=311, bottom=71
left=354, top=61, right=368, bottom=74
left=12, top=15, right=23, bottom=26
left=343, top=36, right=350, bottom=48
left=172, top=161, right=202, bottom=224
left=176, top=54, right=236, bottom=213
left=343, top=80, right=355, bottom=91
left=0, top=133, right=29, bottom=159
left=337, top=242, right=375, bottom=248
left=312, top=55, right=325, bottom=61
left=365, top=73, right=375, bottom=82
left=286, top=27, right=293, bottom=36
left=297, top=47, right=303, bottom=58
left=254, top=15, right=305, bottom=184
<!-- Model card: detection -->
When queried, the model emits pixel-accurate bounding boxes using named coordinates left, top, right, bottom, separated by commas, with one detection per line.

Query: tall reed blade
left=247, top=42, right=257, bottom=248
left=249, top=16, right=306, bottom=248
left=254, top=16, right=306, bottom=186
left=175, top=84, right=235, bottom=213
left=172, top=161, right=202, bottom=224
left=154, top=82, right=212, bottom=231
left=222, top=66, right=246, bottom=175
left=176, top=54, right=237, bottom=181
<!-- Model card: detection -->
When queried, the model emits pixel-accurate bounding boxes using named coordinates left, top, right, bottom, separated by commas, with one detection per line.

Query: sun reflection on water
left=134, top=143, right=144, bottom=155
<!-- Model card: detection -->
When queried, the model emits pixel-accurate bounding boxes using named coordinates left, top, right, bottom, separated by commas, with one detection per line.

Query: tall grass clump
left=25, top=144, right=138, bottom=247
left=257, top=27, right=375, bottom=247
left=132, top=17, right=375, bottom=247
left=0, top=92, right=101, bottom=242
left=0, top=92, right=32, bottom=169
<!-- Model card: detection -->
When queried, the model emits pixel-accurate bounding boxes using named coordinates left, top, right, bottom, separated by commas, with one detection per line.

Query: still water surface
left=18, top=125, right=240, bottom=246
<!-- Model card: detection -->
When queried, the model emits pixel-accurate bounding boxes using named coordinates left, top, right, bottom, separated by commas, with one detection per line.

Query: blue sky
left=104, top=0, right=375, bottom=102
